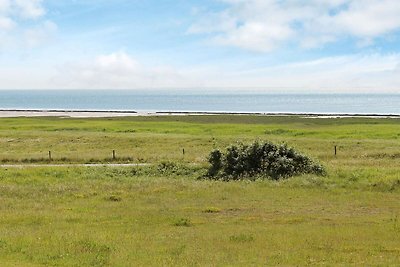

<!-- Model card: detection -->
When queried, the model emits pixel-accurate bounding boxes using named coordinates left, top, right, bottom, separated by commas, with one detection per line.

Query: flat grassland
left=0, top=115, right=399, bottom=266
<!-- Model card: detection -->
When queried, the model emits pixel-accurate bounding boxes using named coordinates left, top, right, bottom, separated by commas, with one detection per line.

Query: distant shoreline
left=0, top=109, right=399, bottom=118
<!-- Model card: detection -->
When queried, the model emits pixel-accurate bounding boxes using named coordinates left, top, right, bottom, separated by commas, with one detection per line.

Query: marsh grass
left=0, top=115, right=399, bottom=265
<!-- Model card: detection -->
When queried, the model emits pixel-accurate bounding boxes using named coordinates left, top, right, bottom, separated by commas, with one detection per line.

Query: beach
left=1, top=109, right=399, bottom=118
left=0, top=109, right=141, bottom=118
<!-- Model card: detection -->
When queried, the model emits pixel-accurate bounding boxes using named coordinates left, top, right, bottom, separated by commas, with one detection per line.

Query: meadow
left=0, top=115, right=399, bottom=266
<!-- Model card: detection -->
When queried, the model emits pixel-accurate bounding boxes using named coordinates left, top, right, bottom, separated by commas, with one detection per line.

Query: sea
left=0, top=90, right=399, bottom=115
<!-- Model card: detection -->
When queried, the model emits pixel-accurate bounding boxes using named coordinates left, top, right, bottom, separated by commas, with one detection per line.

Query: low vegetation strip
left=0, top=163, right=151, bottom=168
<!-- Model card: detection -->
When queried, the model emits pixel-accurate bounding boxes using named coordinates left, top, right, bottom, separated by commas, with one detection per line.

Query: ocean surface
left=0, top=90, right=399, bottom=114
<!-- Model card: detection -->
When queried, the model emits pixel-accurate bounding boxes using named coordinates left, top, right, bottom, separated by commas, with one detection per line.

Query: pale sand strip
left=0, top=110, right=142, bottom=118
left=0, top=109, right=399, bottom=118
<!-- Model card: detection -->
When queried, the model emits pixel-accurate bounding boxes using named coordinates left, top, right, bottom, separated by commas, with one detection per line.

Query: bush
left=206, top=140, right=325, bottom=180
left=207, top=149, right=223, bottom=177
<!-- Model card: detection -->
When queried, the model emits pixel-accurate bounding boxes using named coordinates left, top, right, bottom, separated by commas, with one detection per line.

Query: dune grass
left=0, top=115, right=399, bottom=266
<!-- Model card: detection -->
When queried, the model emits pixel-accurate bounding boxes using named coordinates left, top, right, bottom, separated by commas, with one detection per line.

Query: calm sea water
left=0, top=90, right=399, bottom=114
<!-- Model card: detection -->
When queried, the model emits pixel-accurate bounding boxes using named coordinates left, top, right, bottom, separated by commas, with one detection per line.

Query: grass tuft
left=203, top=207, right=221, bottom=213
left=229, top=234, right=254, bottom=243
left=173, top=218, right=192, bottom=227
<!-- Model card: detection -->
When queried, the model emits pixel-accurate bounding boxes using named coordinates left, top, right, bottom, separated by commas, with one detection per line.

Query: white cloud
left=190, top=0, right=400, bottom=52
left=52, top=52, right=200, bottom=89
left=0, top=16, right=14, bottom=31
left=95, top=52, right=140, bottom=75
left=14, top=0, right=45, bottom=19
left=0, top=0, right=11, bottom=12
left=0, top=0, right=55, bottom=48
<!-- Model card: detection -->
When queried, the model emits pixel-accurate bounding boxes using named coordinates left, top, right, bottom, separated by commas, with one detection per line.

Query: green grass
left=0, top=115, right=399, bottom=266
left=0, top=167, right=399, bottom=266
left=1, top=115, right=399, bottom=165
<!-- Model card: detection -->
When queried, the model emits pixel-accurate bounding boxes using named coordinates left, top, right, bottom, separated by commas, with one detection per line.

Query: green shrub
left=207, top=149, right=223, bottom=176
left=206, top=140, right=325, bottom=180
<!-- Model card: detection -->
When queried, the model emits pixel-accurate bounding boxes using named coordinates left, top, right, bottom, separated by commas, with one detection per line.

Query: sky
left=1, top=0, right=400, bottom=92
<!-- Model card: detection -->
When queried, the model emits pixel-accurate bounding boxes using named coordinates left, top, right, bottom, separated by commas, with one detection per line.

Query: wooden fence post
left=334, top=146, right=337, bottom=156
left=112, top=150, right=116, bottom=160
left=48, top=151, right=52, bottom=161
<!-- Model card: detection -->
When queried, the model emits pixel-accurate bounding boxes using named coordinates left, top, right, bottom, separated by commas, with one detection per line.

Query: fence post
left=112, top=150, right=116, bottom=160
left=48, top=151, right=52, bottom=161
left=334, top=146, right=337, bottom=156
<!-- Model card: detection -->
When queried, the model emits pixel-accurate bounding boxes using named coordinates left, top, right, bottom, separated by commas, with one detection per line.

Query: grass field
left=0, top=115, right=399, bottom=266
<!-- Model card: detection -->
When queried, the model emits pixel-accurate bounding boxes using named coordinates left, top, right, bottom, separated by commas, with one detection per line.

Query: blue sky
left=1, top=0, right=400, bottom=92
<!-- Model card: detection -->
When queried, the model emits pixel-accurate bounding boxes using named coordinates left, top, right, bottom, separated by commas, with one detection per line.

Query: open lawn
left=0, top=115, right=399, bottom=266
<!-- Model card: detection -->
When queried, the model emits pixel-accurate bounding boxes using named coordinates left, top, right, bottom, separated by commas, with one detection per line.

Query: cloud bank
left=212, top=53, right=400, bottom=92
left=52, top=52, right=200, bottom=89
left=35, top=51, right=400, bottom=92
left=190, top=0, right=400, bottom=52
